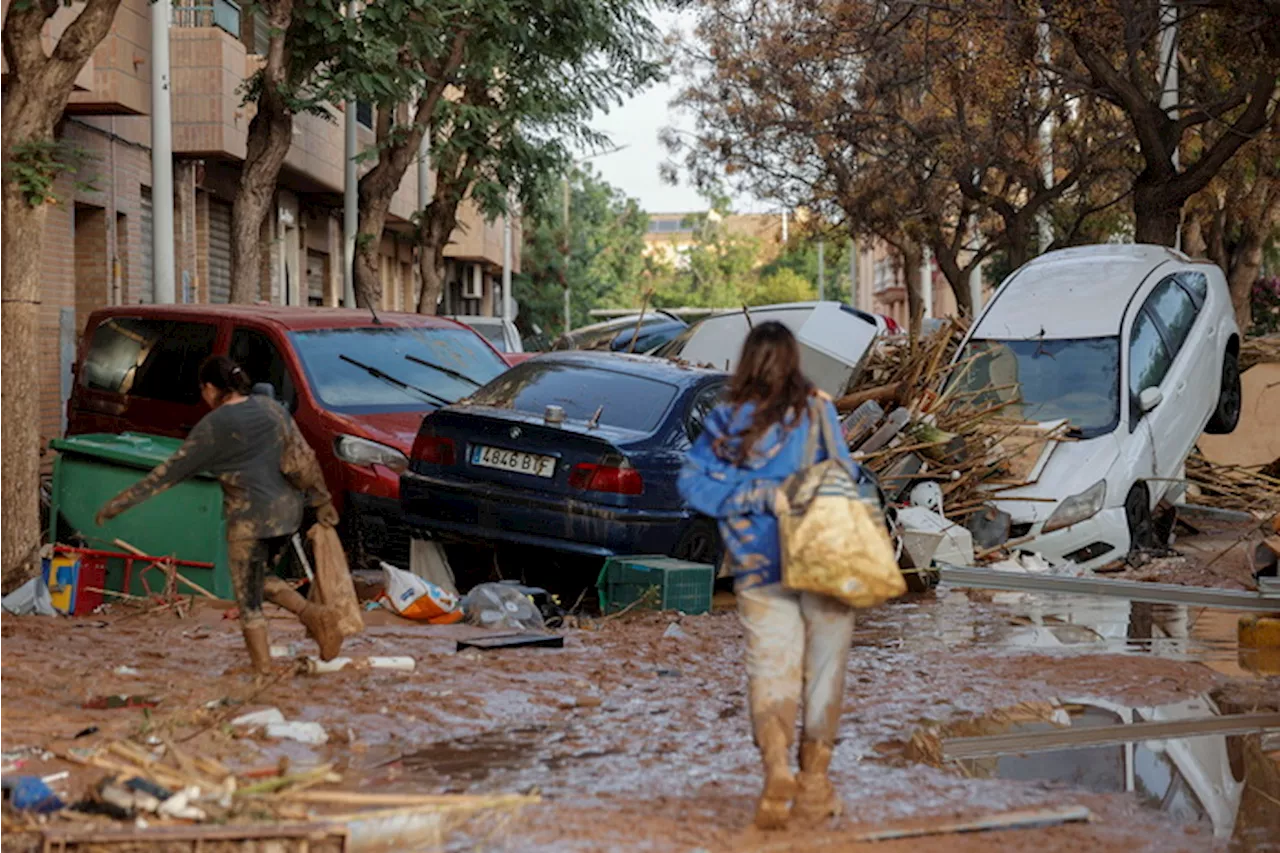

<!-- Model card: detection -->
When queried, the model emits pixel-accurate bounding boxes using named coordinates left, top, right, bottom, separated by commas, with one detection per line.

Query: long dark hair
left=198, top=355, right=251, bottom=402
left=717, top=322, right=812, bottom=463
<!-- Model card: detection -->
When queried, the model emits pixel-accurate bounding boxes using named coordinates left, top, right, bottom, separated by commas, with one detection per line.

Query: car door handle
left=1176, top=382, right=1186, bottom=395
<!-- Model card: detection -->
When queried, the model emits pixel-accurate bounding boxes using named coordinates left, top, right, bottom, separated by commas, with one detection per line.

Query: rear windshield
left=466, top=361, right=679, bottom=432
left=290, top=326, right=508, bottom=413
left=81, top=317, right=218, bottom=405
left=468, top=322, right=507, bottom=351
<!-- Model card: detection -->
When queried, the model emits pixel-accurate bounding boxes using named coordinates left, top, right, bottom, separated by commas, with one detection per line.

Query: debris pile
left=1186, top=453, right=1280, bottom=516
left=837, top=320, right=1072, bottom=562
left=4, top=734, right=538, bottom=849
left=1239, top=334, right=1280, bottom=371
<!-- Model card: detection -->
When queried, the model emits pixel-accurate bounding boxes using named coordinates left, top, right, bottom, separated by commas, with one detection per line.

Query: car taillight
left=568, top=462, right=644, bottom=495
left=412, top=434, right=456, bottom=465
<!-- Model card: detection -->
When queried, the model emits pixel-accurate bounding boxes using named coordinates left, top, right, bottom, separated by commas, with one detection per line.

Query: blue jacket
left=678, top=398, right=855, bottom=590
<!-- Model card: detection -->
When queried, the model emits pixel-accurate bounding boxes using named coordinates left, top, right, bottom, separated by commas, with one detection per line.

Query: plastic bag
left=462, top=583, right=546, bottom=631
left=1, top=577, right=58, bottom=617
left=379, top=562, right=462, bottom=624
left=306, top=524, right=364, bottom=637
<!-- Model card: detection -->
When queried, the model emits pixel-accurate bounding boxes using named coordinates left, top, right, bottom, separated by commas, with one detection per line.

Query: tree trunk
left=930, top=240, right=974, bottom=318
left=900, top=240, right=925, bottom=340
left=1, top=184, right=48, bottom=592
left=1133, top=180, right=1185, bottom=247
left=415, top=204, right=458, bottom=314
left=230, top=100, right=293, bottom=302
left=228, top=0, right=298, bottom=303
left=1228, top=234, right=1265, bottom=332
left=2, top=0, right=125, bottom=589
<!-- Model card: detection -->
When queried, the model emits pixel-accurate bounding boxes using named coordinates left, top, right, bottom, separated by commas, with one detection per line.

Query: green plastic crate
left=48, top=433, right=232, bottom=599
left=597, top=555, right=714, bottom=615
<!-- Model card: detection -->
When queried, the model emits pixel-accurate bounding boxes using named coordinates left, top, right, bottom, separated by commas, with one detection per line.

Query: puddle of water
left=856, top=589, right=1272, bottom=678
left=364, top=724, right=625, bottom=793
left=912, top=697, right=1280, bottom=851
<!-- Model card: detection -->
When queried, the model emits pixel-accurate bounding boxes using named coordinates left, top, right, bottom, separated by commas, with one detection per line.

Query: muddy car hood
left=989, top=431, right=1123, bottom=522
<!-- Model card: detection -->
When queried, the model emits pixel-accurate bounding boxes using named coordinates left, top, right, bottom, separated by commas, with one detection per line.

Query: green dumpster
left=48, top=433, right=232, bottom=599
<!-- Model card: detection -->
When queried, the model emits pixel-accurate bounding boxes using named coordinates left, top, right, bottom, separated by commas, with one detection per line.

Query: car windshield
left=290, top=326, right=508, bottom=413
left=951, top=337, right=1121, bottom=438
left=465, top=361, right=679, bottom=433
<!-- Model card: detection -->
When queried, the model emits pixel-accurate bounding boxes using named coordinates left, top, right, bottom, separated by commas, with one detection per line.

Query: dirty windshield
left=952, top=337, right=1121, bottom=438
left=466, top=361, right=678, bottom=432
left=290, top=327, right=507, bottom=413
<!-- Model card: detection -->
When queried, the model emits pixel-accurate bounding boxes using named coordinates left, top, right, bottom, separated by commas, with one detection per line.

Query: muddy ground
left=2, top=521, right=1278, bottom=852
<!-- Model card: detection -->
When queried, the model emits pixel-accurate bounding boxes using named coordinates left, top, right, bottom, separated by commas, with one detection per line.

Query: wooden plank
left=40, top=821, right=347, bottom=844
left=944, top=712, right=1280, bottom=760
left=853, top=805, right=1092, bottom=842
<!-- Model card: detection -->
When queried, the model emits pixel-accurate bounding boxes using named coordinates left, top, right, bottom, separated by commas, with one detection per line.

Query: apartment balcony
left=0, top=0, right=93, bottom=93
left=445, top=199, right=520, bottom=273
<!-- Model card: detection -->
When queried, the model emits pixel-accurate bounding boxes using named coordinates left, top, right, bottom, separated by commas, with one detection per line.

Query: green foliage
left=4, top=140, right=96, bottom=207
left=514, top=165, right=649, bottom=334
left=747, top=267, right=816, bottom=305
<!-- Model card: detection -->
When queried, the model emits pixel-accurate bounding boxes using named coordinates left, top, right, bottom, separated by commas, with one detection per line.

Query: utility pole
left=848, top=238, right=858, bottom=308
left=817, top=237, right=826, bottom=301
left=502, top=196, right=514, bottom=324
left=562, top=174, right=571, bottom=333
left=921, top=246, right=933, bottom=319
left=1159, top=2, right=1180, bottom=250
left=342, top=1, right=359, bottom=308
left=151, top=0, right=175, bottom=303
left=781, top=209, right=789, bottom=244
left=1036, top=19, right=1054, bottom=254
left=417, top=121, right=430, bottom=310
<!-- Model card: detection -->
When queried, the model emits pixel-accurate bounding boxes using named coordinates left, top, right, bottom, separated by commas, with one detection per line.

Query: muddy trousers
left=738, top=583, right=856, bottom=827
left=226, top=535, right=294, bottom=628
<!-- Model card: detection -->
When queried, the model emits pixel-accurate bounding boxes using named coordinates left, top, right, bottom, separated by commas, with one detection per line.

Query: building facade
left=4, top=0, right=519, bottom=447
left=643, top=210, right=787, bottom=268
left=851, top=237, right=974, bottom=327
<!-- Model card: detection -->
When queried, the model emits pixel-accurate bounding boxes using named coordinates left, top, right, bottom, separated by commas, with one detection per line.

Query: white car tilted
left=952, top=245, right=1242, bottom=570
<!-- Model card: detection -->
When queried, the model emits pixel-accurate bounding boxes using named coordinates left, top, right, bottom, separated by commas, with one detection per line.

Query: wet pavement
left=2, top=570, right=1278, bottom=851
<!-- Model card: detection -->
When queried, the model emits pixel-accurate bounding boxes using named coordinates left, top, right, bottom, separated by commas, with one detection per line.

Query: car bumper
left=400, top=471, right=692, bottom=557
left=1004, top=506, right=1130, bottom=570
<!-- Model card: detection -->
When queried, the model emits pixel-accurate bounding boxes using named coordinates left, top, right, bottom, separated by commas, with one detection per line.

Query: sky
left=582, top=7, right=769, bottom=216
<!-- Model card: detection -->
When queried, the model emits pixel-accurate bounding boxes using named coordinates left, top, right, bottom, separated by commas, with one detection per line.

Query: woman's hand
left=316, top=502, right=340, bottom=527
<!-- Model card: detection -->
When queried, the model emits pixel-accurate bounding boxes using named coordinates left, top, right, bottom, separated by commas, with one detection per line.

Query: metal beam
left=937, top=564, right=1280, bottom=612
left=944, top=712, right=1280, bottom=760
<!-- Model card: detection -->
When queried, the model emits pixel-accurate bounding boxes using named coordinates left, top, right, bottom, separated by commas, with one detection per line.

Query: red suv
left=66, top=304, right=512, bottom=567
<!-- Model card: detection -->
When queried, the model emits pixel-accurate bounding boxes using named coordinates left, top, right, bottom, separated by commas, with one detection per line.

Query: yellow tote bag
left=775, top=399, right=906, bottom=608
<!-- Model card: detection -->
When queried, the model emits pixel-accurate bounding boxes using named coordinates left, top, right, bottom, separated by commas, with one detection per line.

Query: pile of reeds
left=838, top=320, right=1072, bottom=523
left=1185, top=452, right=1280, bottom=516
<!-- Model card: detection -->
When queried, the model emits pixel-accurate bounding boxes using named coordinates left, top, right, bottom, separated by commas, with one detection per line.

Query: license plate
left=471, top=445, right=556, bottom=478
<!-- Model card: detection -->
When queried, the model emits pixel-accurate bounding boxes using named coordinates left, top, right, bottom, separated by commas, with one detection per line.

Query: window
left=1145, top=278, right=1198, bottom=358
left=686, top=383, right=726, bottom=441
left=953, top=338, right=1121, bottom=438
left=230, top=327, right=296, bottom=409
left=1177, top=271, right=1208, bottom=307
left=467, top=362, right=680, bottom=433
left=356, top=101, right=374, bottom=129
left=290, top=326, right=508, bottom=412
left=82, top=317, right=217, bottom=405
left=1128, top=310, right=1173, bottom=423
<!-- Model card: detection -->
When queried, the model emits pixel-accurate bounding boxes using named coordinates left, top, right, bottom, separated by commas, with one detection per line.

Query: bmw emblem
left=509, top=426, right=522, bottom=439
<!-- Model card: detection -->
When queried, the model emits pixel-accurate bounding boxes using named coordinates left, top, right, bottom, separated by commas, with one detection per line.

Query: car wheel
left=1204, top=352, right=1241, bottom=434
left=672, top=519, right=721, bottom=565
left=1125, top=484, right=1156, bottom=552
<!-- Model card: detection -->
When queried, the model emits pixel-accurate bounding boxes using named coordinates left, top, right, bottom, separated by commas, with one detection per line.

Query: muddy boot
left=791, top=740, right=841, bottom=826
left=754, top=716, right=797, bottom=830
left=263, top=578, right=344, bottom=661
left=297, top=603, right=344, bottom=662
left=242, top=621, right=274, bottom=676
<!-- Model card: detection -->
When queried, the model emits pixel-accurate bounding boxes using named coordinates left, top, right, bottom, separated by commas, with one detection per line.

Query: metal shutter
left=139, top=188, right=154, bottom=304
left=208, top=199, right=233, bottom=304
left=306, top=250, right=326, bottom=305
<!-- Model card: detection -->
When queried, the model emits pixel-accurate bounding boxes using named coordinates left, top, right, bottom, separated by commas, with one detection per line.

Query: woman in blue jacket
left=678, top=322, right=856, bottom=830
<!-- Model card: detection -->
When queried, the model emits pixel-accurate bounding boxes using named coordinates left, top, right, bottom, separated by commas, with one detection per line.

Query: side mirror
left=1139, top=386, right=1163, bottom=413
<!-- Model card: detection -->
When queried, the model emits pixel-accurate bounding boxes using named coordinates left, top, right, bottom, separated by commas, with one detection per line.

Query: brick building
left=4, top=0, right=519, bottom=447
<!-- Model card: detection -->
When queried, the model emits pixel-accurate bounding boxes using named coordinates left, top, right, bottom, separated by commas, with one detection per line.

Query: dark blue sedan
left=400, top=352, right=727, bottom=562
